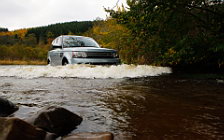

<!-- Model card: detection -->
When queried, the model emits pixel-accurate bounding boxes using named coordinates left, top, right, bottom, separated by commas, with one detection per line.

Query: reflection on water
left=0, top=75, right=224, bottom=139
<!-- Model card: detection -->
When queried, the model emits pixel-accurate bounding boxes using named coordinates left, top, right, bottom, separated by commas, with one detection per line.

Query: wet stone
left=0, top=97, right=18, bottom=117
left=25, top=106, right=83, bottom=136
left=0, top=117, right=56, bottom=140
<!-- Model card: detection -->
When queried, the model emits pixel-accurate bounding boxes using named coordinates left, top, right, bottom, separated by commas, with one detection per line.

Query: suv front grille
left=86, top=52, right=114, bottom=58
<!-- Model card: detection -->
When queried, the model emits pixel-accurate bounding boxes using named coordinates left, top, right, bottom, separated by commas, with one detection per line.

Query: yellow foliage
left=167, top=48, right=176, bottom=55
left=0, top=29, right=27, bottom=39
left=84, top=19, right=138, bottom=64
left=0, top=60, right=47, bottom=65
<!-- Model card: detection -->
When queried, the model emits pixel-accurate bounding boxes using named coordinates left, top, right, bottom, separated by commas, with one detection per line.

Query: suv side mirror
left=51, top=45, right=62, bottom=50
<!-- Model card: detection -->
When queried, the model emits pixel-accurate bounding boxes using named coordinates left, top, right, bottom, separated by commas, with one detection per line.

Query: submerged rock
left=0, top=97, right=18, bottom=117
left=25, top=106, right=83, bottom=136
left=217, top=79, right=224, bottom=84
left=62, top=132, right=113, bottom=140
left=0, top=117, right=56, bottom=140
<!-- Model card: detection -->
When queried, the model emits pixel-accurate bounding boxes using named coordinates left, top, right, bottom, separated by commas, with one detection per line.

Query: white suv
left=47, top=35, right=120, bottom=65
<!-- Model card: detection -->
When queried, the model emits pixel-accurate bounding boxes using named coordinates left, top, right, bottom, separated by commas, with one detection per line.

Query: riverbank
left=0, top=60, right=47, bottom=65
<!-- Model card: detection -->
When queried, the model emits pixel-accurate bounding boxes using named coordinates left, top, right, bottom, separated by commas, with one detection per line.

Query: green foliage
left=0, top=21, right=93, bottom=62
left=27, top=21, right=93, bottom=44
left=0, top=27, right=8, bottom=32
left=107, top=0, right=224, bottom=68
left=0, top=44, right=48, bottom=61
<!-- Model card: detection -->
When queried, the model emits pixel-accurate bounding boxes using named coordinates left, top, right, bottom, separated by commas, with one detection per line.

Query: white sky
left=0, top=0, right=127, bottom=31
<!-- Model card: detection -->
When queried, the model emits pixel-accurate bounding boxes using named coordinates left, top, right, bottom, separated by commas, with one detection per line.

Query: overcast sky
left=0, top=0, right=127, bottom=31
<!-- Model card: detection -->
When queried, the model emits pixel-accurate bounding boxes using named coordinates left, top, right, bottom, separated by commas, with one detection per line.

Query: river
left=0, top=65, right=224, bottom=139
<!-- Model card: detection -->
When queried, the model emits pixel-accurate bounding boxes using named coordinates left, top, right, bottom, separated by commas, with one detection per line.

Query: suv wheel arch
left=62, top=58, right=69, bottom=65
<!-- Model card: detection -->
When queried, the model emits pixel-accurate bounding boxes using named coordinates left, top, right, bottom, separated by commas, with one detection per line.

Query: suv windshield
left=63, top=36, right=100, bottom=48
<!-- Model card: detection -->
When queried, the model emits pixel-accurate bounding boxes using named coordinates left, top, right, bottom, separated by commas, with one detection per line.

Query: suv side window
left=58, top=37, right=62, bottom=46
left=51, top=37, right=62, bottom=50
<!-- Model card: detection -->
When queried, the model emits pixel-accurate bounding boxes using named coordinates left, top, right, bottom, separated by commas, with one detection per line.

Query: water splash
left=0, top=64, right=171, bottom=79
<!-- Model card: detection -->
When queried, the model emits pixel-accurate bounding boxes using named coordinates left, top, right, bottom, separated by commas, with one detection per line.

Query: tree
left=85, top=19, right=137, bottom=64
left=0, top=27, right=8, bottom=32
left=23, top=33, right=37, bottom=46
left=47, top=31, right=54, bottom=44
left=107, top=0, right=224, bottom=69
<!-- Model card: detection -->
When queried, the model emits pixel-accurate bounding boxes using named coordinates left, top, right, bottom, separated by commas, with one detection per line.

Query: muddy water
left=0, top=65, right=224, bottom=139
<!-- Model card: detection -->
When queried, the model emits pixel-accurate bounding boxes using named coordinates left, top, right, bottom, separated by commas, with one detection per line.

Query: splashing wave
left=0, top=64, right=171, bottom=79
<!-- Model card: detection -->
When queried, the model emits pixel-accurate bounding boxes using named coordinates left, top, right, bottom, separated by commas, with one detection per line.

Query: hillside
left=0, top=21, right=93, bottom=44
left=0, top=21, right=93, bottom=64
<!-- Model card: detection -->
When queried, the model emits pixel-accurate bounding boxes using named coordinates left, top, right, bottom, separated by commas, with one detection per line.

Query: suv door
left=49, top=37, right=62, bottom=65
left=54, top=37, right=63, bottom=65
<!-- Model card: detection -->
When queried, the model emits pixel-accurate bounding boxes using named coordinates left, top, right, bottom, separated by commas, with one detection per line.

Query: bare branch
left=112, top=0, right=120, bottom=9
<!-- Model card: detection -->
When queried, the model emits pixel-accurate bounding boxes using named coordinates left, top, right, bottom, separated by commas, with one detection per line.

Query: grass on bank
left=0, top=60, right=47, bottom=65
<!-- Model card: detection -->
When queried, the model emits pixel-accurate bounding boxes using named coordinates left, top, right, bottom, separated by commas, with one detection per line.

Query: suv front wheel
left=62, top=59, right=68, bottom=65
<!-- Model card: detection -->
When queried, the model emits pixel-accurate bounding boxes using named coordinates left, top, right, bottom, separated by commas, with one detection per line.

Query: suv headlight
left=112, top=52, right=119, bottom=58
left=72, top=52, right=87, bottom=58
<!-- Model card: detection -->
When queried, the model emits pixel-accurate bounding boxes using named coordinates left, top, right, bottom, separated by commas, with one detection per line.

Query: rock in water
left=25, top=106, right=83, bottom=136
left=0, top=97, right=18, bottom=117
left=0, top=117, right=56, bottom=140
left=62, top=132, right=114, bottom=140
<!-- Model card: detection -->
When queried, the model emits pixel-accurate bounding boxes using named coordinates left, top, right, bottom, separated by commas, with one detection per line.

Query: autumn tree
left=107, top=0, right=224, bottom=69
left=0, top=21, right=94, bottom=62
left=85, top=19, right=139, bottom=64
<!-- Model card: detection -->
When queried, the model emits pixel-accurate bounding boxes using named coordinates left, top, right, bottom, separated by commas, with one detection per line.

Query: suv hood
left=63, top=47, right=117, bottom=52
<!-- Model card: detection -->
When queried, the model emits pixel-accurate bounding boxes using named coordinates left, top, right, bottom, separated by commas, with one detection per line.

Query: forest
left=0, top=0, right=223, bottom=71
left=0, top=21, right=93, bottom=64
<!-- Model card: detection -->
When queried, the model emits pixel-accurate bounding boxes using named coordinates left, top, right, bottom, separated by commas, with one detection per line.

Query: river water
left=0, top=65, right=224, bottom=139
